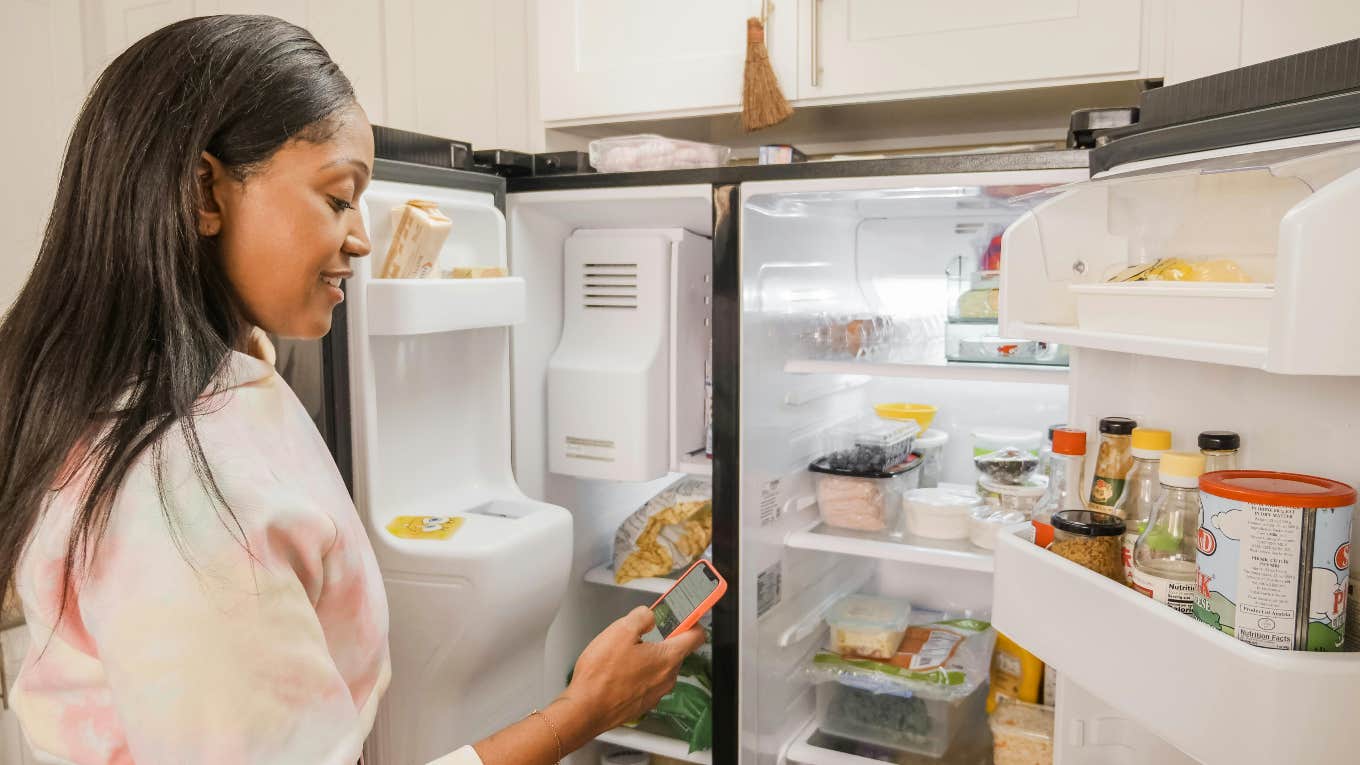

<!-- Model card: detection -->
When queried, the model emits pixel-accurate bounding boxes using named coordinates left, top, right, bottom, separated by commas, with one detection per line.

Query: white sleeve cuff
left=427, top=745, right=485, bottom=765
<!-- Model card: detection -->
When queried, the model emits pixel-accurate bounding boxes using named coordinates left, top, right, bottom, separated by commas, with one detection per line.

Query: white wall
left=0, top=0, right=533, bottom=315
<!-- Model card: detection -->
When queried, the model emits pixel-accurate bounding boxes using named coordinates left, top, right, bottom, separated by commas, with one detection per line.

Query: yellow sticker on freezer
left=386, top=515, right=464, bottom=540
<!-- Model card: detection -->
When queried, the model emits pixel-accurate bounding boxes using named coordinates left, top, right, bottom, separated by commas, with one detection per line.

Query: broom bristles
left=742, top=17, right=793, bottom=132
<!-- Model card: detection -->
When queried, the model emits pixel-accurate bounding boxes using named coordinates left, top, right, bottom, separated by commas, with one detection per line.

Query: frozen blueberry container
left=823, top=416, right=920, bottom=473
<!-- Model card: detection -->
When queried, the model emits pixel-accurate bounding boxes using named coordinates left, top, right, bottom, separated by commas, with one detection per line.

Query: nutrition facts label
left=1235, top=504, right=1303, bottom=649
left=1132, top=569, right=1196, bottom=615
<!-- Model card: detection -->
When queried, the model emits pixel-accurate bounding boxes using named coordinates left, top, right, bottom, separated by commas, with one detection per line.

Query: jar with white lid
left=979, top=475, right=1048, bottom=518
left=969, top=506, right=1028, bottom=550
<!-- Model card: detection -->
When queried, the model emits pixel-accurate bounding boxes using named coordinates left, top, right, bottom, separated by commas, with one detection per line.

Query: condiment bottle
left=1032, top=428, right=1087, bottom=547
left=1198, top=431, right=1240, bottom=473
left=1038, top=423, right=1065, bottom=482
left=1113, top=428, right=1172, bottom=585
left=1132, top=452, right=1206, bottom=615
left=1088, top=417, right=1137, bottom=511
left=1050, top=509, right=1126, bottom=581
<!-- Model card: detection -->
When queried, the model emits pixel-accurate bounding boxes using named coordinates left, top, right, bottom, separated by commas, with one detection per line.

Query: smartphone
left=643, top=559, right=727, bottom=643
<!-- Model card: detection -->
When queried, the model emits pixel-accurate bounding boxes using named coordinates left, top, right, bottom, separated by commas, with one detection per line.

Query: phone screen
left=643, top=563, right=721, bottom=643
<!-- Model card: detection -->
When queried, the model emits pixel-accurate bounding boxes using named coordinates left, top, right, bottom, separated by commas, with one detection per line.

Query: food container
left=956, top=337, right=1066, bottom=365
left=990, top=698, right=1055, bottom=765
left=825, top=594, right=913, bottom=659
left=913, top=430, right=949, bottom=488
left=972, top=427, right=1043, bottom=458
left=1048, top=510, right=1126, bottom=581
left=810, top=456, right=922, bottom=534
left=979, top=476, right=1048, bottom=517
left=823, top=416, right=920, bottom=473
left=874, top=402, right=937, bottom=431
left=903, top=487, right=981, bottom=540
left=817, top=679, right=987, bottom=757
left=588, top=134, right=731, bottom=173
left=969, top=506, right=1028, bottom=550
left=1196, top=471, right=1356, bottom=651
left=975, top=447, right=1040, bottom=486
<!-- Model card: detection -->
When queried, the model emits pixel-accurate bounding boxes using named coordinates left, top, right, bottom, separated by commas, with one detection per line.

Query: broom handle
left=810, top=0, right=823, bottom=87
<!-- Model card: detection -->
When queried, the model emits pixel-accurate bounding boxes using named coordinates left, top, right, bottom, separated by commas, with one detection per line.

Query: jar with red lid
left=1195, top=470, right=1356, bottom=651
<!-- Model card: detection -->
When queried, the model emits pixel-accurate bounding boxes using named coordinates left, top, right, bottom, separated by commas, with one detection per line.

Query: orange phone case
left=650, top=559, right=727, bottom=638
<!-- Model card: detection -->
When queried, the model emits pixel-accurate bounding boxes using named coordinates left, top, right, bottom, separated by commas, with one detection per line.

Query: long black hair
left=0, top=15, right=356, bottom=617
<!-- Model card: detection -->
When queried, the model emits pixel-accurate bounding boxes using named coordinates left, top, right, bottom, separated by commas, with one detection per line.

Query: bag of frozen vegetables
left=806, top=617, right=996, bottom=701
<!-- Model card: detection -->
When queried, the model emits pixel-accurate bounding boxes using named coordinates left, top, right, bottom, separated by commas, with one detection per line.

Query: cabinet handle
left=811, top=0, right=823, bottom=87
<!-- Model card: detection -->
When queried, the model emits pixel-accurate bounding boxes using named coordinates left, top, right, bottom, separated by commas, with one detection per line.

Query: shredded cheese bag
left=613, top=478, right=712, bottom=584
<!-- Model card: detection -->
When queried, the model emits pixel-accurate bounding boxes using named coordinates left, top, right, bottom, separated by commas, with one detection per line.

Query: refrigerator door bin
left=993, top=525, right=1360, bottom=765
left=366, top=277, right=526, bottom=335
left=1070, top=282, right=1274, bottom=347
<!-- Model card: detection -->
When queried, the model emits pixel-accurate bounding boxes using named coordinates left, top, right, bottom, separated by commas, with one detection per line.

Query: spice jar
left=1088, top=417, right=1137, bottom=511
left=1048, top=510, right=1126, bottom=581
left=1198, top=431, right=1240, bottom=473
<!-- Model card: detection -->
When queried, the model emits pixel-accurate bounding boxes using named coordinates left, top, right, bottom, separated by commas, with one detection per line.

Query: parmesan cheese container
left=380, top=200, right=451, bottom=279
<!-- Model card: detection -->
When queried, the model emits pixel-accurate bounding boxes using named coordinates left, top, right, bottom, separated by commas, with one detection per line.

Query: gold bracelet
left=530, top=709, right=563, bottom=765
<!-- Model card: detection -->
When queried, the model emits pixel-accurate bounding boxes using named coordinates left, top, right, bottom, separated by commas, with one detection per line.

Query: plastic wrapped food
left=810, top=456, right=922, bottom=533
left=613, top=478, right=712, bottom=584
left=975, top=447, right=1040, bottom=485
left=823, top=416, right=919, bottom=473
left=588, top=134, right=731, bottom=173
left=825, top=595, right=913, bottom=660
left=380, top=200, right=451, bottom=279
left=990, top=698, right=1055, bottom=765
left=807, top=617, right=996, bottom=700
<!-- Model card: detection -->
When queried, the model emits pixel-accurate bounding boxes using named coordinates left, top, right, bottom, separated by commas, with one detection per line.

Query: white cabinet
left=1163, top=0, right=1360, bottom=85
left=798, top=0, right=1150, bottom=103
left=535, top=0, right=797, bottom=123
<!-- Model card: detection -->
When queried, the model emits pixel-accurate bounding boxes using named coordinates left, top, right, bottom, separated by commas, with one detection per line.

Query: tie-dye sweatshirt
left=12, top=351, right=480, bottom=765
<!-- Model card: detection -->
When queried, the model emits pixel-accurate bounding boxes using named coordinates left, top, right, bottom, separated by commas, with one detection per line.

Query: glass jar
left=1049, top=510, right=1126, bottom=581
left=1088, top=417, right=1137, bottom=511
left=1198, top=430, right=1240, bottom=474
left=1031, top=428, right=1087, bottom=547
left=1132, top=452, right=1206, bottom=615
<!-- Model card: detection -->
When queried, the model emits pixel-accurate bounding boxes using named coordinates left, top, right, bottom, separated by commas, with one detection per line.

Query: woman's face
left=202, top=104, right=374, bottom=339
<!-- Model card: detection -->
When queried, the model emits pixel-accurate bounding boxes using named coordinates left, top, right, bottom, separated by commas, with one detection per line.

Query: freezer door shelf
left=366, top=277, right=526, bottom=335
left=583, top=563, right=674, bottom=595
left=992, top=526, right=1360, bottom=765
left=596, top=727, right=711, bottom=765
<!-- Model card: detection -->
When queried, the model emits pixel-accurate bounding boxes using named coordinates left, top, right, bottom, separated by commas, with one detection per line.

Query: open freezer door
left=349, top=160, right=572, bottom=765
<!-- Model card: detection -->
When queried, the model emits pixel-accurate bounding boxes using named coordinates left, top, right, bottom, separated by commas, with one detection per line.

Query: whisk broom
left=742, top=13, right=793, bottom=132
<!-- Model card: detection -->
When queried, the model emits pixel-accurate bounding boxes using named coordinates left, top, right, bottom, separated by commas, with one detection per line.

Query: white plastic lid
left=904, top=487, right=982, bottom=515
left=971, top=505, right=1028, bottom=524
left=825, top=594, right=913, bottom=633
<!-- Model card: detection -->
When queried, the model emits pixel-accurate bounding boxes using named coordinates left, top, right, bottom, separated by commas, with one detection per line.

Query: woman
left=0, top=15, right=704, bottom=765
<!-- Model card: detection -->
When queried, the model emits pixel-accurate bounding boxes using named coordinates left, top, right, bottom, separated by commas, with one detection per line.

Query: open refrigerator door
left=734, top=168, right=1084, bottom=765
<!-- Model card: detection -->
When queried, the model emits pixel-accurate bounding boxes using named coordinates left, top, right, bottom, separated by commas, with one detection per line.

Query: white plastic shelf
left=786, top=522, right=994, bottom=573
left=366, top=277, right=525, bottom=335
left=595, top=727, right=711, bottom=765
left=784, top=358, right=1069, bottom=385
left=992, top=526, right=1360, bottom=765
left=583, top=564, right=673, bottom=596
left=1007, top=321, right=1268, bottom=370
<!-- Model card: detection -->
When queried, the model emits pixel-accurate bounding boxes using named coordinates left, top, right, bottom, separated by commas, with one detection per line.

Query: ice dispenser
left=548, top=228, right=712, bottom=482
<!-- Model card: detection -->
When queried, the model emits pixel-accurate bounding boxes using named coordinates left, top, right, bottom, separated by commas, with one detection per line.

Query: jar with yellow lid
left=1131, top=452, right=1207, bottom=615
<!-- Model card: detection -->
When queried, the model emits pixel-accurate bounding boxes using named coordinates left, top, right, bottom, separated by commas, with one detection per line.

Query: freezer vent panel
left=582, top=262, right=639, bottom=309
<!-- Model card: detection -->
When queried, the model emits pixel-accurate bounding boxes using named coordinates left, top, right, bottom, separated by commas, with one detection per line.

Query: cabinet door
left=537, top=0, right=797, bottom=123
left=800, top=0, right=1147, bottom=103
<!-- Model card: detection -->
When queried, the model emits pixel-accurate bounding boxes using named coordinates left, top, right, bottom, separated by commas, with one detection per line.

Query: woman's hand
left=551, top=607, right=707, bottom=746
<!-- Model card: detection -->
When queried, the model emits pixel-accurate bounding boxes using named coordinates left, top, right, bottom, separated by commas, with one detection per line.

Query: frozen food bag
left=613, top=477, right=712, bottom=584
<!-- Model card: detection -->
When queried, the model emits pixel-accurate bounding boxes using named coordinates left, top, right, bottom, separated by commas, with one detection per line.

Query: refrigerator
left=343, top=39, right=1360, bottom=765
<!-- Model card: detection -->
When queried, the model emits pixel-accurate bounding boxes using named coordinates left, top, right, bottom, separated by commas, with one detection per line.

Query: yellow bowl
left=874, top=403, right=937, bottom=431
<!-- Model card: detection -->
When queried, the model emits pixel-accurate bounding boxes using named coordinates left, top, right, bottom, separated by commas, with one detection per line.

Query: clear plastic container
left=914, top=430, right=949, bottom=488
left=980, top=476, right=1048, bottom=517
left=587, top=134, right=731, bottom=173
left=972, top=427, right=1043, bottom=458
left=810, top=456, right=922, bottom=534
left=975, top=447, right=1040, bottom=486
left=817, top=680, right=987, bottom=757
left=823, top=416, right=920, bottom=473
left=825, top=594, right=913, bottom=659
left=969, top=505, right=1028, bottom=550
left=990, top=697, right=1055, bottom=765
left=903, top=487, right=981, bottom=540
